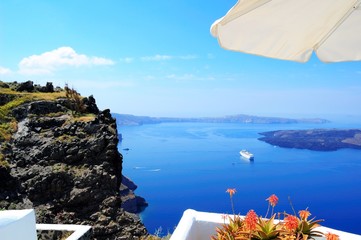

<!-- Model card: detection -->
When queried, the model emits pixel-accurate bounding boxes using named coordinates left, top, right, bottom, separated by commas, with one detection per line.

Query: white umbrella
left=211, top=0, right=361, bottom=62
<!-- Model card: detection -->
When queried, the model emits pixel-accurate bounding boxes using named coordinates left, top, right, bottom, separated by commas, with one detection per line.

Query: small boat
left=240, top=150, right=254, bottom=160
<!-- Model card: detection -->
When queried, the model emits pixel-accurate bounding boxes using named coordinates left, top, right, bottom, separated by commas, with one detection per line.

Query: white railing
left=36, top=223, right=92, bottom=240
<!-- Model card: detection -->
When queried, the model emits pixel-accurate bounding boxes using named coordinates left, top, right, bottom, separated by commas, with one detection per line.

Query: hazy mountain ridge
left=112, top=113, right=330, bottom=126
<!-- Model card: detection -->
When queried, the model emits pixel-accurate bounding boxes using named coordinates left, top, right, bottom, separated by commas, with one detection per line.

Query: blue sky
left=1, top=0, right=361, bottom=120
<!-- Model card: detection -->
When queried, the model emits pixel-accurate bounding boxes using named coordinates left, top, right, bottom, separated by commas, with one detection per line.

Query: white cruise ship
left=240, top=150, right=254, bottom=160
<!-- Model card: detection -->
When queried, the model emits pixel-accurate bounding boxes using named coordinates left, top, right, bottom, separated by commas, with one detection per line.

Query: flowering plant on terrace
left=211, top=189, right=340, bottom=240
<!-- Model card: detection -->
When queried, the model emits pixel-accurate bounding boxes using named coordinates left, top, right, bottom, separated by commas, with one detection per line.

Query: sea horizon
left=119, top=121, right=361, bottom=236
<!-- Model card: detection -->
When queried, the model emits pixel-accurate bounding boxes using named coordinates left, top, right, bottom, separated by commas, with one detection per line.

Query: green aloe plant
left=250, top=215, right=282, bottom=240
left=211, top=215, right=245, bottom=240
left=296, top=214, right=324, bottom=240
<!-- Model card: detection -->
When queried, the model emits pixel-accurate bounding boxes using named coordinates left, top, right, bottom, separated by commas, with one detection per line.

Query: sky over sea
left=1, top=1, right=361, bottom=120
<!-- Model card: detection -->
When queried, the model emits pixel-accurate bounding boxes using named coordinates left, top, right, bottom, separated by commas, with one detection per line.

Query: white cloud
left=207, top=53, right=215, bottom=59
left=140, top=54, right=198, bottom=62
left=166, top=73, right=215, bottom=81
left=18, top=46, right=115, bottom=75
left=119, top=57, right=134, bottom=63
left=143, top=75, right=156, bottom=80
left=141, top=54, right=173, bottom=62
left=0, top=66, right=12, bottom=75
left=179, top=55, right=198, bottom=60
left=119, top=54, right=199, bottom=63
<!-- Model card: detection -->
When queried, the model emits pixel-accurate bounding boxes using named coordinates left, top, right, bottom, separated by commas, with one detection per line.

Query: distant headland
left=259, top=129, right=361, bottom=151
left=112, top=113, right=329, bottom=126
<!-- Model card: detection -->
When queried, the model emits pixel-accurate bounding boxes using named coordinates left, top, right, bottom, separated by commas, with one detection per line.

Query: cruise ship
left=240, top=150, right=254, bottom=160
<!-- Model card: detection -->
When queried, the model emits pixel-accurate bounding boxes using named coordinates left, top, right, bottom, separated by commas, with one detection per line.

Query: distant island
left=112, top=113, right=329, bottom=126
left=259, top=129, right=361, bottom=151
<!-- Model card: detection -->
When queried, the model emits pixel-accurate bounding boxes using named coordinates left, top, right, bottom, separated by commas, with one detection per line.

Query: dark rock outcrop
left=259, top=129, right=361, bottom=151
left=16, top=80, right=35, bottom=92
left=120, top=176, right=148, bottom=213
left=0, top=82, right=148, bottom=239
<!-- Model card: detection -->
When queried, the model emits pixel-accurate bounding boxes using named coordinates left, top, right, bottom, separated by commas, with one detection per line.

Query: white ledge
left=170, top=209, right=361, bottom=240
left=0, top=209, right=91, bottom=240
left=0, top=209, right=37, bottom=240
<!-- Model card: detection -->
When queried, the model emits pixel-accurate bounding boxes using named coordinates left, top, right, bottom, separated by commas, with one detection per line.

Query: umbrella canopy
left=211, top=0, right=361, bottom=62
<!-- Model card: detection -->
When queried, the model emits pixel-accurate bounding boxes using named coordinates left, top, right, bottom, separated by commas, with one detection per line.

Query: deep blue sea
left=118, top=122, right=361, bottom=236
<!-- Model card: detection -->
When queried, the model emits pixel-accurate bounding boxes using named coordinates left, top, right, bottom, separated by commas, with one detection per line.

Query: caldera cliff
left=0, top=81, right=148, bottom=240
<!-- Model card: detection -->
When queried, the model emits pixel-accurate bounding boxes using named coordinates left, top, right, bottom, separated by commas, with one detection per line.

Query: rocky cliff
left=0, top=81, right=148, bottom=239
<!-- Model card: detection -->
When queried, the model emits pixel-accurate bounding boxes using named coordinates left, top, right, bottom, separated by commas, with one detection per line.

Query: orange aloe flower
left=244, top=209, right=258, bottom=231
left=226, top=188, right=236, bottom=197
left=325, top=232, right=340, bottom=240
left=298, top=209, right=311, bottom=220
left=284, top=215, right=298, bottom=231
left=266, top=194, right=279, bottom=207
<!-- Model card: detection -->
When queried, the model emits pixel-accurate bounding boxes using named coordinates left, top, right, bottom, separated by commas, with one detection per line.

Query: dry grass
left=0, top=153, right=9, bottom=168
left=60, top=231, right=74, bottom=240
left=74, top=114, right=96, bottom=122
left=0, top=120, right=17, bottom=141
left=0, top=89, right=65, bottom=120
left=0, top=88, right=76, bottom=141
left=0, top=87, right=66, bottom=99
